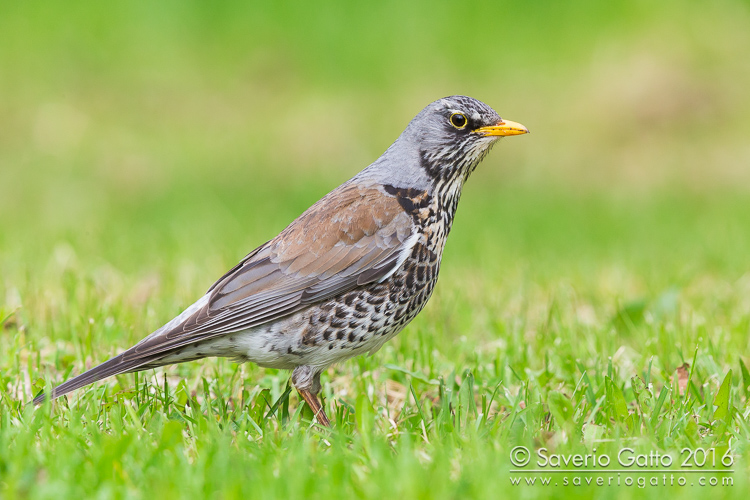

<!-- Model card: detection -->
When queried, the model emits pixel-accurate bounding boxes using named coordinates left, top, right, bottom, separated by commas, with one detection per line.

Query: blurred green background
left=2, top=0, right=749, bottom=283
left=2, top=1, right=750, bottom=498
left=2, top=0, right=749, bottom=329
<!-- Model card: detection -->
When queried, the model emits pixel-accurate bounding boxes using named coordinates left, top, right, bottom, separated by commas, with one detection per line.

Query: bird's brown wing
left=124, top=182, right=415, bottom=361
left=32, top=182, right=416, bottom=404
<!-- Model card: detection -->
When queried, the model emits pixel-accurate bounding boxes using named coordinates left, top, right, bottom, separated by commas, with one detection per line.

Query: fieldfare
left=34, top=96, right=528, bottom=426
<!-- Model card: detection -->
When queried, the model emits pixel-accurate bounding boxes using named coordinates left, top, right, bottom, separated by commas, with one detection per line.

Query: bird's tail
left=32, top=349, right=157, bottom=405
left=33, top=295, right=214, bottom=405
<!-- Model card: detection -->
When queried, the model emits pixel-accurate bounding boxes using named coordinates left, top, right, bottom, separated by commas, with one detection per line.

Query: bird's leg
left=297, top=388, right=331, bottom=427
left=292, top=366, right=331, bottom=427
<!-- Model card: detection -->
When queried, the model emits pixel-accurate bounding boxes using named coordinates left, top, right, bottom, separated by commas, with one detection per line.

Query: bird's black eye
left=449, top=112, right=467, bottom=129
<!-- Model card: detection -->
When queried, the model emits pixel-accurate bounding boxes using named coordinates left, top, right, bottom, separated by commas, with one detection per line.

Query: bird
left=33, top=95, right=528, bottom=426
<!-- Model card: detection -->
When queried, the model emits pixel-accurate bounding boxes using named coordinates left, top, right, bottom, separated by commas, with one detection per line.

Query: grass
left=2, top=1, right=750, bottom=498
left=3, top=186, right=749, bottom=499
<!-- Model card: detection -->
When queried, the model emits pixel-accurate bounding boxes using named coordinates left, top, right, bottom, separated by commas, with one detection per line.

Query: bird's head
left=362, top=95, right=527, bottom=193
left=405, top=95, right=528, bottom=183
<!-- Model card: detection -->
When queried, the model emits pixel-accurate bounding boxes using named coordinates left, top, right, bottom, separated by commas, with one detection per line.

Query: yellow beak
left=474, top=119, right=529, bottom=137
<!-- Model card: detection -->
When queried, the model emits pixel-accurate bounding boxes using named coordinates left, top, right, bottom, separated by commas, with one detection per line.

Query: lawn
left=1, top=1, right=750, bottom=498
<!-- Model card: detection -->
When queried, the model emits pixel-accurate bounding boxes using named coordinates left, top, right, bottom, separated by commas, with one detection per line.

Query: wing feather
left=123, top=182, right=416, bottom=361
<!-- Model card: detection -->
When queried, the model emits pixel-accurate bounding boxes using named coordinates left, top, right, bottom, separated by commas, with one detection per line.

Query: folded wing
left=128, top=182, right=414, bottom=360
left=34, top=182, right=416, bottom=404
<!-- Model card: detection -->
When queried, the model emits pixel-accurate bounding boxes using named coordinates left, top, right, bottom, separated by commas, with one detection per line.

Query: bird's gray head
left=407, top=95, right=528, bottom=181
left=364, top=95, right=528, bottom=192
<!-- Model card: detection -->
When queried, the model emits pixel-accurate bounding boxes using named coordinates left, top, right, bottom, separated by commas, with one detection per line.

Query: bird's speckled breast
left=289, top=184, right=458, bottom=362
left=304, top=240, right=440, bottom=356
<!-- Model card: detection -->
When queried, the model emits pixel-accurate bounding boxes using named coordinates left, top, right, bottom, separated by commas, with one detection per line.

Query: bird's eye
left=449, top=112, right=467, bottom=129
